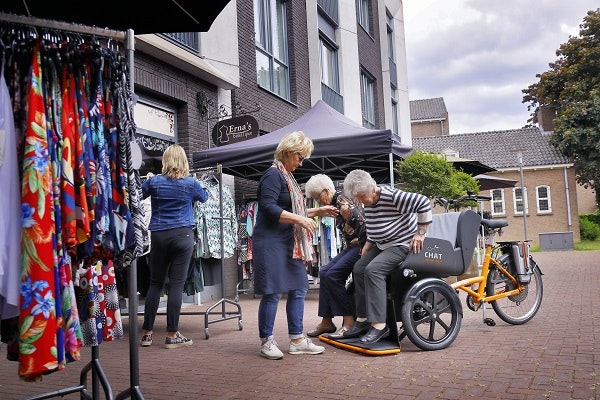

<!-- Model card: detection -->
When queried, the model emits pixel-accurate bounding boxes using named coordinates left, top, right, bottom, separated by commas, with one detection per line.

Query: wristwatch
left=417, top=228, right=427, bottom=235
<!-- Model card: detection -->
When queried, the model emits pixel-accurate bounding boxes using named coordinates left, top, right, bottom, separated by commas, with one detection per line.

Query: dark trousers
left=353, top=245, right=409, bottom=323
left=142, top=227, right=194, bottom=333
left=317, top=246, right=360, bottom=318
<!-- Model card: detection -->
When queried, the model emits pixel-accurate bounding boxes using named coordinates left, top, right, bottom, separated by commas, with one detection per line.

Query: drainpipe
left=564, top=167, right=572, bottom=231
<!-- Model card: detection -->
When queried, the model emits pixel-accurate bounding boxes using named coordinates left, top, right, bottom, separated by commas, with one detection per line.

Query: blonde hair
left=305, top=174, right=335, bottom=199
left=274, top=131, right=314, bottom=161
left=162, top=144, right=189, bottom=179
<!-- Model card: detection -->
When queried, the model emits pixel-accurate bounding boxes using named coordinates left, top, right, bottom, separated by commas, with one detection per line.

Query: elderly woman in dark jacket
left=304, top=174, right=367, bottom=339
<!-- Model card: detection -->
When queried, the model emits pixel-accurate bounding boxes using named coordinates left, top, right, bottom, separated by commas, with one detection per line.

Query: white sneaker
left=261, top=339, right=284, bottom=360
left=289, top=337, right=325, bottom=355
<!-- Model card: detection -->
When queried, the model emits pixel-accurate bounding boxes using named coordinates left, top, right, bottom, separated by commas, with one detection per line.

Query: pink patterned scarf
left=273, top=160, right=314, bottom=262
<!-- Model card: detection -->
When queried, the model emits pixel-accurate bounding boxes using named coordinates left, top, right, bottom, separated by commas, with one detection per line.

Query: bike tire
left=487, top=254, right=543, bottom=325
left=400, top=278, right=462, bottom=351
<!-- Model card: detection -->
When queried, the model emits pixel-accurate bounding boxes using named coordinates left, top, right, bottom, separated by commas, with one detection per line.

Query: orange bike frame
left=450, top=243, right=524, bottom=303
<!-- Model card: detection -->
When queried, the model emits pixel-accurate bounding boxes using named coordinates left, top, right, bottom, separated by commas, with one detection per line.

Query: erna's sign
left=211, top=115, right=259, bottom=147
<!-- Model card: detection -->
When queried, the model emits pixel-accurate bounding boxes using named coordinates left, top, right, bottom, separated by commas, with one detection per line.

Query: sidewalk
left=1, top=250, right=599, bottom=399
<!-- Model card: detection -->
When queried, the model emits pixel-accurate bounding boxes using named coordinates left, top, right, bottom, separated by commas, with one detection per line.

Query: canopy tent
left=193, top=100, right=413, bottom=183
left=474, top=174, right=518, bottom=190
left=0, top=0, right=231, bottom=33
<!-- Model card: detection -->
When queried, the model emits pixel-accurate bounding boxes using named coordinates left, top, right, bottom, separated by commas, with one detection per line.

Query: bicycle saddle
left=481, top=218, right=508, bottom=229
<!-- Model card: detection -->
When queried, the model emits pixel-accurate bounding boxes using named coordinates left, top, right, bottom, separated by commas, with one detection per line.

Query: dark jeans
left=353, top=245, right=409, bottom=323
left=318, top=246, right=360, bottom=318
left=142, top=227, right=194, bottom=333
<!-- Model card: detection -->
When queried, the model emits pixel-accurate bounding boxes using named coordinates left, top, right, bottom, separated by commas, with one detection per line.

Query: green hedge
left=580, top=213, right=600, bottom=241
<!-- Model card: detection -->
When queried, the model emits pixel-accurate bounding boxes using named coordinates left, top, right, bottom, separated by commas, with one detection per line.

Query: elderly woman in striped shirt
left=340, top=169, right=432, bottom=344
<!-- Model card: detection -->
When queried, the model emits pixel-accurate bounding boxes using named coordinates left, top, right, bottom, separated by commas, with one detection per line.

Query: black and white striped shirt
left=364, top=185, right=432, bottom=250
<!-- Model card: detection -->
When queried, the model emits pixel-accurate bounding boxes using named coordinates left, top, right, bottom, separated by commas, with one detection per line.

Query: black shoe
left=341, top=320, right=371, bottom=339
left=359, top=326, right=390, bottom=344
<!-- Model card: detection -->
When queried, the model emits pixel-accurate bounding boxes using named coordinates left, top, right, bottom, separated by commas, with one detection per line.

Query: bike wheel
left=400, top=278, right=462, bottom=351
left=487, top=254, right=543, bottom=325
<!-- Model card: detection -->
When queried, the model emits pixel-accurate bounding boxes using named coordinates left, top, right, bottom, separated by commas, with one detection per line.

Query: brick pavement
left=1, top=250, right=599, bottom=399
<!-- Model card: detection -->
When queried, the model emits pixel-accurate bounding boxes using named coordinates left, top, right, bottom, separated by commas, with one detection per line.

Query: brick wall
left=356, top=0, right=385, bottom=128
left=476, top=168, right=581, bottom=246
left=234, top=0, right=312, bottom=134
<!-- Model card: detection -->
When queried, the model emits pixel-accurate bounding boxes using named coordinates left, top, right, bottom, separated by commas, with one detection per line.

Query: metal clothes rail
left=184, top=164, right=243, bottom=339
left=0, top=12, right=143, bottom=400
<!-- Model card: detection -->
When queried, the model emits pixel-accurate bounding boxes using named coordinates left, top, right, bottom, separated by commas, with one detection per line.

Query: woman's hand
left=409, top=233, right=425, bottom=254
left=319, top=205, right=338, bottom=217
left=299, top=216, right=318, bottom=234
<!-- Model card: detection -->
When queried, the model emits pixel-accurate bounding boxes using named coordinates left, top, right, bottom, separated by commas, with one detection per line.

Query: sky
left=402, top=0, right=597, bottom=134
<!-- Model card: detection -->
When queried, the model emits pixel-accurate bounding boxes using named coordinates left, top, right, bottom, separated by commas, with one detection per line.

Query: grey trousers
left=353, top=245, right=409, bottom=323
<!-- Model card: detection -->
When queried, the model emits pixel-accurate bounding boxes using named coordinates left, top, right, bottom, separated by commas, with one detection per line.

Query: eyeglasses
left=296, top=153, right=306, bottom=162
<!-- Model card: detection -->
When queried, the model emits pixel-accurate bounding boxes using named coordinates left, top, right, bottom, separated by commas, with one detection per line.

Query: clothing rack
left=187, top=164, right=242, bottom=339
left=0, top=12, right=144, bottom=400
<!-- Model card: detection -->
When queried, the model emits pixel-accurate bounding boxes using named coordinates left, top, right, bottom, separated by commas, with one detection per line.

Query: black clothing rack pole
left=0, top=12, right=144, bottom=400
left=188, top=164, right=242, bottom=339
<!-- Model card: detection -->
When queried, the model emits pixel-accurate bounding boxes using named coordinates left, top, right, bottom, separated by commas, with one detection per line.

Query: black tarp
left=193, top=100, right=412, bottom=183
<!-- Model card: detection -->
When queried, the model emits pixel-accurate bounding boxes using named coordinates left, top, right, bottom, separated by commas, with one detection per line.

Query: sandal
left=165, top=332, right=193, bottom=349
left=327, top=326, right=349, bottom=339
left=307, top=323, right=337, bottom=337
left=140, top=334, right=153, bottom=347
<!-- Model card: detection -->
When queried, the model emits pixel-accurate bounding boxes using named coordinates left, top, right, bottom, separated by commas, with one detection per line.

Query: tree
left=522, top=9, right=600, bottom=204
left=394, top=151, right=480, bottom=209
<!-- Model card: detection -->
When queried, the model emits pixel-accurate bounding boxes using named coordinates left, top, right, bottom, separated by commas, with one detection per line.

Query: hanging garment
left=19, top=42, right=61, bottom=381
left=194, top=177, right=237, bottom=259
left=0, top=63, right=21, bottom=320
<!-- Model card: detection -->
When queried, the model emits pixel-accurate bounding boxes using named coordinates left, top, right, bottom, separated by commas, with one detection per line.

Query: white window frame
left=513, top=186, right=528, bottom=215
left=320, top=36, right=340, bottom=92
left=490, top=189, right=506, bottom=216
left=536, top=185, right=552, bottom=214
left=254, top=0, right=290, bottom=100
left=360, top=70, right=375, bottom=128
left=357, top=0, right=371, bottom=34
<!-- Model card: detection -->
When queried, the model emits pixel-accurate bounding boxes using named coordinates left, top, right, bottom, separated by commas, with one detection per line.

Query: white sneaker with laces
left=289, top=337, right=325, bottom=355
left=261, top=338, right=284, bottom=360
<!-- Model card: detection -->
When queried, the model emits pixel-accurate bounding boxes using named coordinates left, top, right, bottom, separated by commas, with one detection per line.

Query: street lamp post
left=514, top=150, right=529, bottom=241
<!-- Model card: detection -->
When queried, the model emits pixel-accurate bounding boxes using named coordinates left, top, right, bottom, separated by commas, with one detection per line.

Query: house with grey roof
left=410, top=97, right=449, bottom=138
left=410, top=99, right=597, bottom=248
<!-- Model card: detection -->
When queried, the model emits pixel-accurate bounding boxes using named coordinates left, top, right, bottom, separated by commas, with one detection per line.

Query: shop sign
left=211, top=115, right=259, bottom=147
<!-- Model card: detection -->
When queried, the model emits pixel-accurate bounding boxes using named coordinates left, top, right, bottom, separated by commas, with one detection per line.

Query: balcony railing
left=322, top=83, right=343, bottom=114
left=160, top=32, right=199, bottom=54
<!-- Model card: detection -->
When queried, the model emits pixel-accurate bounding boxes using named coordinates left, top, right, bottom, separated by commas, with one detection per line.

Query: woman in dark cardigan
left=253, top=131, right=337, bottom=360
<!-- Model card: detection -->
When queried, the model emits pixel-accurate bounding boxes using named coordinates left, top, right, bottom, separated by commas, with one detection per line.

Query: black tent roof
left=193, top=100, right=412, bottom=183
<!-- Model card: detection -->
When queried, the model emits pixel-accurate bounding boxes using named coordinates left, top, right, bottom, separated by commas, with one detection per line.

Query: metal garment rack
left=187, top=164, right=242, bottom=339
left=0, top=12, right=144, bottom=400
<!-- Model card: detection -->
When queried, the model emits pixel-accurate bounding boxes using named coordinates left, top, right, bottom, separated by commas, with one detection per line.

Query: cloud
left=403, top=0, right=597, bottom=133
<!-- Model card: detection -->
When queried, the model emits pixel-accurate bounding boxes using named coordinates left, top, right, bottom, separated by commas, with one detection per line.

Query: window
left=386, top=12, right=397, bottom=88
left=357, top=0, right=371, bottom=34
left=254, top=0, right=290, bottom=100
left=391, top=98, right=399, bottom=135
left=320, top=37, right=339, bottom=92
left=491, top=189, right=506, bottom=216
left=513, top=187, right=528, bottom=215
left=360, top=70, right=375, bottom=128
left=536, top=185, right=552, bottom=214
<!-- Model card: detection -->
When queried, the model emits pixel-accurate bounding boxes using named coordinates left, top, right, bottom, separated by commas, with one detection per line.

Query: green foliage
left=522, top=9, right=600, bottom=204
left=394, top=151, right=480, bottom=206
left=579, top=215, right=600, bottom=241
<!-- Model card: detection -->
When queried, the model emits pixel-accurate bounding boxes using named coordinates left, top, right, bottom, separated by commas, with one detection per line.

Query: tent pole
left=389, top=153, right=394, bottom=186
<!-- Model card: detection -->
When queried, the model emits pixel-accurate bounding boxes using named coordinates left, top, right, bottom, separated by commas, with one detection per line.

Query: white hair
left=343, top=169, right=376, bottom=198
left=305, top=174, right=335, bottom=199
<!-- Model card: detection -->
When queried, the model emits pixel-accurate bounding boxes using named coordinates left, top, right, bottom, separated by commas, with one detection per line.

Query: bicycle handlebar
left=433, top=193, right=491, bottom=209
